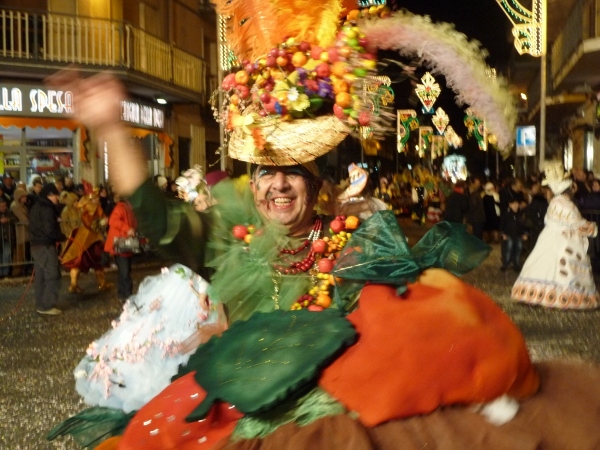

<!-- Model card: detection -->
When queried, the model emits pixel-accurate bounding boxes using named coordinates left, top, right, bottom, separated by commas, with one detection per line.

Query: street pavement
left=1, top=220, right=600, bottom=449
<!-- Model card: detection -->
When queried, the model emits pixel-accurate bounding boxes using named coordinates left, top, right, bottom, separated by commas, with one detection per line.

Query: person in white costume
left=512, top=162, right=599, bottom=309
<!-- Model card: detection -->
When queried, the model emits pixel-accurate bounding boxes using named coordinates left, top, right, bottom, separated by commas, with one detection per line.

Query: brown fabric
left=320, top=269, right=539, bottom=426
left=221, top=360, right=600, bottom=450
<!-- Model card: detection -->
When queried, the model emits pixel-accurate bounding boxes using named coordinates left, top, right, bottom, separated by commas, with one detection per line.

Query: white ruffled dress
left=74, top=264, right=218, bottom=413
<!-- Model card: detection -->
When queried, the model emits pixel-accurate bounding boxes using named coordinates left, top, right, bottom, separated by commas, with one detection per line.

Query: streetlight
left=495, top=0, right=547, bottom=170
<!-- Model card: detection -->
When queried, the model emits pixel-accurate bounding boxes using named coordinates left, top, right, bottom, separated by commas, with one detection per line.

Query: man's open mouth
left=272, top=197, right=293, bottom=207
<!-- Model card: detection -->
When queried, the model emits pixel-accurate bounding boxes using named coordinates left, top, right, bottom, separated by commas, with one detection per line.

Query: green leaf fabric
left=177, top=308, right=357, bottom=421
left=47, top=406, right=135, bottom=448
left=332, top=211, right=491, bottom=288
left=411, top=221, right=491, bottom=275
left=332, top=211, right=421, bottom=285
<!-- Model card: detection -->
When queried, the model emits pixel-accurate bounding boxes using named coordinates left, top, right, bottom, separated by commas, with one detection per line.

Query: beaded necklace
left=273, top=217, right=322, bottom=274
left=232, top=215, right=360, bottom=312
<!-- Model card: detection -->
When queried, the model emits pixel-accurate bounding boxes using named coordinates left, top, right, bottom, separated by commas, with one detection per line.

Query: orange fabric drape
left=0, top=116, right=88, bottom=162
left=319, top=269, right=540, bottom=427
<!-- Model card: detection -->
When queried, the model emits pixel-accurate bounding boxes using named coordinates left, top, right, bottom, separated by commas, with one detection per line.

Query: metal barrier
left=0, top=223, right=33, bottom=277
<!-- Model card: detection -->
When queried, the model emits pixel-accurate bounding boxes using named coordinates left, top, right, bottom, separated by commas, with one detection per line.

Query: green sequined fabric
left=175, top=308, right=357, bottom=421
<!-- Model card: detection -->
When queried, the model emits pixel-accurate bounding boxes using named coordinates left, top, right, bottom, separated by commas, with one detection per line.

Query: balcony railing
left=551, top=0, right=600, bottom=87
left=0, top=8, right=206, bottom=95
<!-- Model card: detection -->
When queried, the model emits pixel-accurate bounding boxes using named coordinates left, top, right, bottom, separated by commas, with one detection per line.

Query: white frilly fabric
left=74, top=264, right=219, bottom=413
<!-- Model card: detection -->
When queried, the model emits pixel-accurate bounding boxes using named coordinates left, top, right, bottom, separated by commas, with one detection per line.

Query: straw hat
left=541, top=161, right=572, bottom=195
left=228, top=114, right=349, bottom=165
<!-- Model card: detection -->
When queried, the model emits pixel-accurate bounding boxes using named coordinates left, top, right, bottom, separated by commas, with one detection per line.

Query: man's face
left=250, top=166, right=318, bottom=236
left=3, top=177, right=14, bottom=188
left=0, top=202, right=7, bottom=213
left=47, top=193, right=59, bottom=205
left=33, top=183, right=42, bottom=194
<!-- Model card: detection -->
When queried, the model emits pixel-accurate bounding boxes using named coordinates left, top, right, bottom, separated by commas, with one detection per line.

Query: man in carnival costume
left=60, top=186, right=114, bottom=293
left=48, top=2, right=600, bottom=449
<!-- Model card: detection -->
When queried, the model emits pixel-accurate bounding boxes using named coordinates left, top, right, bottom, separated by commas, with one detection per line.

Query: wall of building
left=4, top=0, right=215, bottom=187
left=2, top=0, right=46, bottom=10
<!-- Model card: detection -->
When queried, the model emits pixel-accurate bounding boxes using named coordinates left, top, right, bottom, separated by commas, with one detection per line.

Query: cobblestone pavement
left=1, top=222, right=600, bottom=449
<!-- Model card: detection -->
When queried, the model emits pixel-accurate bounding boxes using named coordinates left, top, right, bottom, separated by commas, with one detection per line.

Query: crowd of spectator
left=0, top=174, right=119, bottom=280
left=361, top=165, right=600, bottom=273
left=4, top=165, right=600, bottom=282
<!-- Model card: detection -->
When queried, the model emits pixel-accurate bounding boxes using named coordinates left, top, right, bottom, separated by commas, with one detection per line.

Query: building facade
left=521, top=0, right=600, bottom=174
left=0, top=0, right=220, bottom=187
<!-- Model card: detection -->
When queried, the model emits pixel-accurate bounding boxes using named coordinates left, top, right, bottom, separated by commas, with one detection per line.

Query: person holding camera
left=104, top=193, right=137, bottom=303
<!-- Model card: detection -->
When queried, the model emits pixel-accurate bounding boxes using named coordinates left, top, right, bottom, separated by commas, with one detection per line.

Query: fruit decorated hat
left=211, top=0, right=518, bottom=165
left=210, top=0, right=395, bottom=165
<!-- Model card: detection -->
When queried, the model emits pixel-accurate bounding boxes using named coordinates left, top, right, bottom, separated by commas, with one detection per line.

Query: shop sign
left=516, top=126, right=536, bottom=157
left=121, top=100, right=165, bottom=131
left=0, top=84, right=74, bottom=117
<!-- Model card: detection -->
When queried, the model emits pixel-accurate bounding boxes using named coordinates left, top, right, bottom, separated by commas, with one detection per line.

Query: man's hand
left=46, top=69, right=147, bottom=197
left=46, top=70, right=124, bottom=133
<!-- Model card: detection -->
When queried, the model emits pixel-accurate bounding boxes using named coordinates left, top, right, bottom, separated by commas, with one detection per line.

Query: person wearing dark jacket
left=524, top=183, right=549, bottom=250
left=29, top=183, right=66, bottom=315
left=500, top=199, right=528, bottom=272
left=466, top=178, right=485, bottom=240
left=443, top=181, right=469, bottom=224
left=499, top=178, right=526, bottom=217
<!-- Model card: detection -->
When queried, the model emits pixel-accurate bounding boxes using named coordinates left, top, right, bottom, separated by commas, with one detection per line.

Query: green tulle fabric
left=205, top=180, right=353, bottom=322
left=46, top=406, right=135, bottom=448
left=332, top=211, right=421, bottom=286
left=231, top=387, right=347, bottom=440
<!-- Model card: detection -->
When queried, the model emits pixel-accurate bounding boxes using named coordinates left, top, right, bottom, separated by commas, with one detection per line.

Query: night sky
left=392, top=0, right=512, bottom=68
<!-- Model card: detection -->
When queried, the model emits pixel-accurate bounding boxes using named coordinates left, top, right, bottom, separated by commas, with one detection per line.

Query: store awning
left=0, top=116, right=88, bottom=162
left=129, top=128, right=174, bottom=168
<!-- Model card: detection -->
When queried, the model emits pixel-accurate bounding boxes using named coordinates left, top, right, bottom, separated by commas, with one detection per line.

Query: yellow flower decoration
left=289, top=93, right=310, bottom=112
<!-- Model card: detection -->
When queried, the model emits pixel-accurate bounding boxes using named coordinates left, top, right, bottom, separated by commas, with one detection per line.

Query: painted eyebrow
left=257, top=167, right=305, bottom=178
